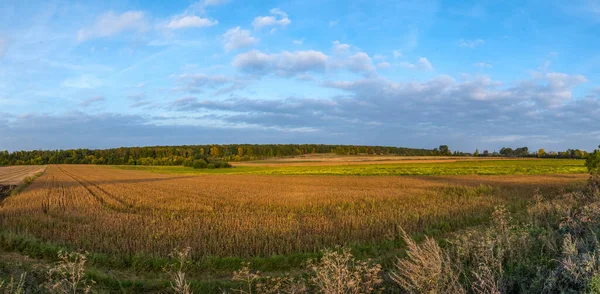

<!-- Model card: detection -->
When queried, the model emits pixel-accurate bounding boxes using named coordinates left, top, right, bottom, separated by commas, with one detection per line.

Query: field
left=0, top=166, right=46, bottom=199
left=0, top=158, right=591, bottom=292
left=118, top=158, right=587, bottom=176
left=0, top=166, right=46, bottom=186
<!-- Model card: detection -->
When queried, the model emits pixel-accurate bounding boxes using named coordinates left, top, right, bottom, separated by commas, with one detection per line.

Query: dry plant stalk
left=45, top=251, right=93, bottom=294
left=307, top=247, right=383, bottom=294
left=170, top=247, right=192, bottom=294
left=391, top=228, right=465, bottom=294
left=0, top=273, right=26, bottom=294
left=232, top=263, right=261, bottom=294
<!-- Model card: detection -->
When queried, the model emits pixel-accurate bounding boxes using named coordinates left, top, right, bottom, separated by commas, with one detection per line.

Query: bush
left=182, top=159, right=194, bottom=167
left=192, top=160, right=207, bottom=169
left=207, top=163, right=216, bottom=169
left=585, top=145, right=600, bottom=173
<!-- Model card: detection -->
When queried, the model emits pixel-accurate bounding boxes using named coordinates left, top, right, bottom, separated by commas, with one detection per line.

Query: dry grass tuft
left=391, top=228, right=464, bottom=293
left=45, top=251, right=94, bottom=294
left=0, top=273, right=26, bottom=294
left=231, top=247, right=382, bottom=294
left=170, top=247, right=192, bottom=294
left=308, top=247, right=383, bottom=294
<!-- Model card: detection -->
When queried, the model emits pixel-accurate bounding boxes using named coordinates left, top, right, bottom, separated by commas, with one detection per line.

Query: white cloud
left=174, top=73, right=244, bottom=95
left=188, top=0, right=229, bottom=14
left=482, top=135, right=527, bottom=143
left=332, top=41, right=351, bottom=53
left=329, top=20, right=339, bottom=26
left=516, top=72, right=588, bottom=107
left=473, top=62, right=492, bottom=68
left=293, top=39, right=304, bottom=45
left=335, top=52, right=375, bottom=73
left=270, top=8, right=288, bottom=18
left=77, top=11, right=147, bottom=42
left=418, top=58, right=433, bottom=70
left=223, top=27, right=258, bottom=51
left=399, top=62, right=416, bottom=69
left=252, top=8, right=291, bottom=30
left=378, top=62, right=391, bottom=69
left=393, top=50, right=402, bottom=59
left=458, top=39, right=485, bottom=48
left=80, top=96, right=106, bottom=107
left=165, top=70, right=596, bottom=152
left=400, top=57, right=434, bottom=71
left=233, top=50, right=328, bottom=76
left=166, top=15, right=218, bottom=29
left=61, top=75, right=102, bottom=89
left=234, top=45, right=378, bottom=76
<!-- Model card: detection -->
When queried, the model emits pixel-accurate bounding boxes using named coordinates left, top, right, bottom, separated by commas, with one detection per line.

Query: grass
left=115, top=159, right=588, bottom=176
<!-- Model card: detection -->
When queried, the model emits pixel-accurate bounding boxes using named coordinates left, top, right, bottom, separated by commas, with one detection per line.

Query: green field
left=115, top=159, right=587, bottom=176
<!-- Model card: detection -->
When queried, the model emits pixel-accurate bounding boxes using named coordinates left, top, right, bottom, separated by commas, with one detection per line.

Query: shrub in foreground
left=393, top=172, right=600, bottom=293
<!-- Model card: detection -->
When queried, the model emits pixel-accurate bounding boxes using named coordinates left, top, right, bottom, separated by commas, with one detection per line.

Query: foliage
left=0, top=144, right=449, bottom=167
left=585, top=145, right=600, bottom=173
left=192, top=159, right=208, bottom=169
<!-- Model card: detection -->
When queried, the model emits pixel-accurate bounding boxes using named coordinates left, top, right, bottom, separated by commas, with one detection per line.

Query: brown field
left=232, top=154, right=525, bottom=167
left=0, top=164, right=587, bottom=259
left=0, top=166, right=46, bottom=186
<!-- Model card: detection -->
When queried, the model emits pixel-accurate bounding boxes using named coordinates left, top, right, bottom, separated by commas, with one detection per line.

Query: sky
left=1, top=0, right=600, bottom=152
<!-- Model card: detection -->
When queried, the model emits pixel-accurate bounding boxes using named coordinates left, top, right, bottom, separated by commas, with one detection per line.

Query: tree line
left=0, top=144, right=592, bottom=167
left=471, top=147, right=590, bottom=159
left=0, top=144, right=446, bottom=166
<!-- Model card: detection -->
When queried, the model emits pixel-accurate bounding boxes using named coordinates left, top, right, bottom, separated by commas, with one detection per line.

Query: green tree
left=538, top=148, right=546, bottom=158
left=439, top=145, right=451, bottom=156
left=585, top=145, right=600, bottom=173
left=193, top=159, right=208, bottom=169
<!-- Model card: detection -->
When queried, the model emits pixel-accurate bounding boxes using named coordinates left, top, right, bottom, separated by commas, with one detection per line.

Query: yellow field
left=0, top=164, right=587, bottom=259
left=0, top=166, right=46, bottom=185
left=231, top=154, right=519, bottom=167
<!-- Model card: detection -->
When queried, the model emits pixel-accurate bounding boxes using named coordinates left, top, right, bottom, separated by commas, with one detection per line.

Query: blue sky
left=1, top=0, right=600, bottom=152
